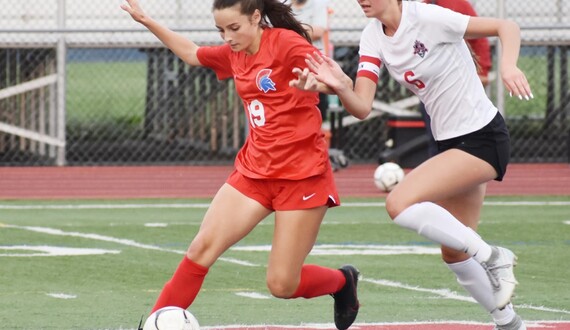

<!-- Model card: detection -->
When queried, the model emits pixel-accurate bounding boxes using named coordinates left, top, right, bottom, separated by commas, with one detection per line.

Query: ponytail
left=212, top=0, right=312, bottom=43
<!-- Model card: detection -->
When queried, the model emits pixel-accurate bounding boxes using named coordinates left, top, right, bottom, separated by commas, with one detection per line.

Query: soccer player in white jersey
left=290, top=1, right=533, bottom=329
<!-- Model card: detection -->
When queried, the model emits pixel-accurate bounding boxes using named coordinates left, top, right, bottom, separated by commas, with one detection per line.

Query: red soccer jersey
left=425, top=0, right=492, bottom=77
left=196, top=28, right=328, bottom=180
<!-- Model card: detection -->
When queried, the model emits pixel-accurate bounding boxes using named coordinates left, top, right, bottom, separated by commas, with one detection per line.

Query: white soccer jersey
left=358, top=1, right=497, bottom=141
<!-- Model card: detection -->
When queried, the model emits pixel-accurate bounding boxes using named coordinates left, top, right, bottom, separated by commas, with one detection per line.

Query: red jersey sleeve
left=196, top=44, right=233, bottom=80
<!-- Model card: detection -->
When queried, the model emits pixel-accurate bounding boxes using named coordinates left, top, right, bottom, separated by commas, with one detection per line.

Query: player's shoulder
left=270, top=27, right=302, bottom=38
left=408, top=1, right=443, bottom=18
left=431, top=0, right=477, bottom=15
left=410, top=1, right=466, bottom=24
left=362, top=18, right=381, bottom=35
left=266, top=28, right=310, bottom=48
left=265, top=27, right=298, bottom=42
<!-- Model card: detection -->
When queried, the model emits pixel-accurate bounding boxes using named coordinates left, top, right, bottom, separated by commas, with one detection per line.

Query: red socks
left=291, top=264, right=346, bottom=298
left=151, top=261, right=343, bottom=312
left=151, top=257, right=209, bottom=313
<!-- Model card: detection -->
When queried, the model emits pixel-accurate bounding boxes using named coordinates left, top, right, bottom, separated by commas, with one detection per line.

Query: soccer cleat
left=493, top=314, right=527, bottom=330
left=481, top=246, right=519, bottom=309
left=332, top=265, right=360, bottom=330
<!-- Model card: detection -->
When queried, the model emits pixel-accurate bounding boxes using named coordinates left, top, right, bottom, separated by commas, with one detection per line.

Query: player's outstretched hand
left=121, top=0, right=147, bottom=24
left=304, top=52, right=347, bottom=91
left=501, top=65, right=533, bottom=101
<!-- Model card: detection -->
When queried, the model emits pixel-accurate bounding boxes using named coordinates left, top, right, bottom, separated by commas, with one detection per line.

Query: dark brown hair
left=212, top=0, right=312, bottom=43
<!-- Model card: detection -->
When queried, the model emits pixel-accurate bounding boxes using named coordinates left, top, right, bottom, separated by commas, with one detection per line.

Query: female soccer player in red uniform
left=121, top=0, right=359, bottom=329
left=290, top=1, right=533, bottom=329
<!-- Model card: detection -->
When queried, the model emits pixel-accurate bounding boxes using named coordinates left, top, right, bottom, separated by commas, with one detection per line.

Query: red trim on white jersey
left=357, top=55, right=382, bottom=83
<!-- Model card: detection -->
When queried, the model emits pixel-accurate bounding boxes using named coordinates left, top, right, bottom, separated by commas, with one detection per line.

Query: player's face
left=213, top=5, right=262, bottom=54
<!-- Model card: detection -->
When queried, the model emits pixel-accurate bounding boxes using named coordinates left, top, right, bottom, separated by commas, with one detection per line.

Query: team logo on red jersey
left=413, top=40, right=428, bottom=58
left=256, top=69, right=277, bottom=93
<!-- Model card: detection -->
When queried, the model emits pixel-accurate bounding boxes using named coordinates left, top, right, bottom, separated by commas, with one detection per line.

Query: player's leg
left=151, top=182, right=272, bottom=312
left=386, top=148, right=497, bottom=259
left=386, top=148, right=517, bottom=308
left=267, top=206, right=334, bottom=298
left=265, top=164, right=359, bottom=330
left=438, top=188, right=524, bottom=329
left=268, top=207, right=359, bottom=330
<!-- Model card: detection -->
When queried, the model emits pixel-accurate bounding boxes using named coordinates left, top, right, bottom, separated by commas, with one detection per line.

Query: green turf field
left=1, top=196, right=569, bottom=329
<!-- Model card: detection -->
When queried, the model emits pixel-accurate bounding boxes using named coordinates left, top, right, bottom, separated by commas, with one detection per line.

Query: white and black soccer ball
left=143, top=306, right=200, bottom=330
left=373, top=162, right=405, bottom=192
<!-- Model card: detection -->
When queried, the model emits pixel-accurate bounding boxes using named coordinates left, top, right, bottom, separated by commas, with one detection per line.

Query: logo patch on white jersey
left=413, top=40, right=429, bottom=58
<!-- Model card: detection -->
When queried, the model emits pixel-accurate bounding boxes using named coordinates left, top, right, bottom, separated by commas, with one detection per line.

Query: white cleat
left=481, top=246, right=519, bottom=309
left=494, top=314, right=527, bottom=330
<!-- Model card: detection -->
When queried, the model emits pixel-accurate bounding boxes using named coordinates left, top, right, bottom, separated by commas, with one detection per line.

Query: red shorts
left=226, top=163, right=340, bottom=211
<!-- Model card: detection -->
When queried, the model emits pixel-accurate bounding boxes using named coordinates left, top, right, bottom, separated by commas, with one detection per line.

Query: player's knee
left=187, top=236, right=208, bottom=257
left=385, top=191, right=411, bottom=220
left=186, top=235, right=217, bottom=266
left=266, top=274, right=297, bottom=298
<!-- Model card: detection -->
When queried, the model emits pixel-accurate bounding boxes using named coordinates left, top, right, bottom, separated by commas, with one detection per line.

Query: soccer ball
left=143, top=306, right=200, bottom=330
left=373, top=162, right=405, bottom=192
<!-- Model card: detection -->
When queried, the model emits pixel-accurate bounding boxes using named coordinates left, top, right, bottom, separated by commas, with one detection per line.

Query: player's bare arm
left=303, top=52, right=374, bottom=120
left=466, top=16, right=533, bottom=100
left=121, top=0, right=201, bottom=67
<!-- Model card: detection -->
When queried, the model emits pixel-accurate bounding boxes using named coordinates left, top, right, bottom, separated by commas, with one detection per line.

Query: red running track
left=0, top=163, right=568, bottom=200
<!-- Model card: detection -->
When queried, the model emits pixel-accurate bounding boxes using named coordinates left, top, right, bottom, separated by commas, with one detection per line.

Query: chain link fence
left=0, top=0, right=568, bottom=166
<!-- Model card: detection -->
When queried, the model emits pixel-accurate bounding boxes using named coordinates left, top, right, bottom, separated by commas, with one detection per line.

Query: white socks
left=448, top=258, right=517, bottom=325
left=394, top=202, right=516, bottom=325
left=393, top=202, right=492, bottom=262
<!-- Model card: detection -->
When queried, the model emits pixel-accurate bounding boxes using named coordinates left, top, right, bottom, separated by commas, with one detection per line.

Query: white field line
left=0, top=245, right=119, bottom=257
left=364, top=278, right=570, bottom=315
left=0, top=201, right=570, bottom=210
left=234, top=292, right=272, bottom=300
left=1, top=224, right=259, bottom=267
left=46, top=293, right=77, bottom=299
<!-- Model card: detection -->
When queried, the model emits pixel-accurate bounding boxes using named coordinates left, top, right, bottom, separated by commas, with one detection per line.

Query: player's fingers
left=518, top=76, right=533, bottom=100
left=295, top=68, right=311, bottom=89
left=507, top=77, right=533, bottom=101
left=306, top=53, right=321, bottom=67
left=322, top=55, right=336, bottom=66
left=306, top=74, right=319, bottom=90
left=302, top=67, right=311, bottom=79
left=120, top=1, right=131, bottom=12
left=289, top=78, right=300, bottom=88
left=312, top=51, right=325, bottom=64
left=305, top=58, right=319, bottom=72
left=122, top=0, right=134, bottom=9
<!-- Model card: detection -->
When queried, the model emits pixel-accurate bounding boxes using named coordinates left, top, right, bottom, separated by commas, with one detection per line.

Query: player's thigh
left=386, top=149, right=496, bottom=218
left=267, top=206, right=328, bottom=281
left=188, top=183, right=271, bottom=266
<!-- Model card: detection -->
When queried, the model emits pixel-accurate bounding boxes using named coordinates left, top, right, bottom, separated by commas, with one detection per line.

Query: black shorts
left=436, top=112, right=510, bottom=181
